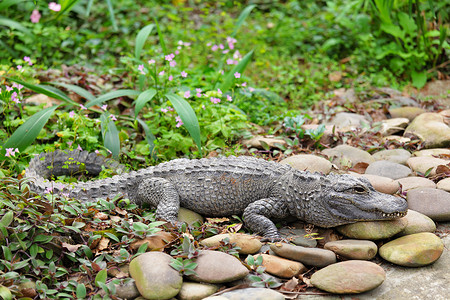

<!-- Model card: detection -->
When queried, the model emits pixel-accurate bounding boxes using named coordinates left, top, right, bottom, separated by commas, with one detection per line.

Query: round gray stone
left=365, top=160, right=412, bottom=180
left=322, top=145, right=375, bottom=168
left=279, top=228, right=318, bottom=248
left=398, top=209, right=436, bottom=236
left=337, top=218, right=408, bottom=240
left=270, top=243, right=336, bottom=267
left=129, top=252, right=182, bottom=300
left=407, top=188, right=450, bottom=221
left=178, top=282, right=219, bottom=300
left=211, top=288, right=285, bottom=300
left=280, top=154, right=332, bottom=174
left=188, top=250, right=249, bottom=283
left=437, top=178, right=450, bottom=192
left=407, top=156, right=449, bottom=176
left=396, top=176, right=436, bottom=191
left=372, top=149, right=411, bottom=165
left=310, top=260, right=386, bottom=294
left=324, top=239, right=378, bottom=260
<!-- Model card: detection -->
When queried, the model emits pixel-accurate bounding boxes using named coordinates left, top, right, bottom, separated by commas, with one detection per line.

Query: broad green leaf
left=85, top=0, right=94, bottom=16
left=136, top=118, right=157, bottom=160
left=0, top=286, right=12, bottom=300
left=0, top=0, right=25, bottom=10
left=105, top=0, right=118, bottom=31
left=50, top=82, right=95, bottom=102
left=76, top=283, right=86, bottom=298
left=0, top=17, right=32, bottom=36
left=380, top=23, right=405, bottom=39
left=165, top=93, right=202, bottom=156
left=2, top=105, right=59, bottom=156
left=8, top=78, right=77, bottom=106
left=95, top=269, right=107, bottom=287
left=398, top=12, right=417, bottom=34
left=231, top=4, right=256, bottom=37
left=153, top=18, right=167, bottom=56
left=135, top=24, right=156, bottom=59
left=34, top=235, right=53, bottom=243
left=411, top=70, right=427, bottom=89
left=0, top=211, right=13, bottom=227
left=104, top=232, right=120, bottom=243
left=100, top=114, right=120, bottom=159
left=134, top=88, right=157, bottom=118
left=2, top=246, right=12, bottom=260
left=219, top=50, right=254, bottom=93
left=85, top=89, right=140, bottom=108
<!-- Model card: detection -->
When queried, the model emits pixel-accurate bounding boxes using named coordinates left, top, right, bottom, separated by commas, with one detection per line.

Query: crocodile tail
left=25, top=150, right=133, bottom=201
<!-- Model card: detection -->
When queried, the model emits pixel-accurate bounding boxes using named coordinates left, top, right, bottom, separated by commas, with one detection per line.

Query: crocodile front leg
left=137, top=177, right=180, bottom=222
left=242, top=198, right=289, bottom=240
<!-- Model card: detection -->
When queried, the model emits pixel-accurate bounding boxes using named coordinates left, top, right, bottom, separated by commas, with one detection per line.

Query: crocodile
left=25, top=150, right=408, bottom=239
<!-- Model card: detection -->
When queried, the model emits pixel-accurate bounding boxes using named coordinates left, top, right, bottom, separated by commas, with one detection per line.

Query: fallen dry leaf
left=282, top=277, right=299, bottom=291
left=62, top=242, right=82, bottom=252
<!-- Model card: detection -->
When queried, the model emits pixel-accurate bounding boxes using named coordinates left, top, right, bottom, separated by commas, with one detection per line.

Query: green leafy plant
left=246, top=255, right=281, bottom=288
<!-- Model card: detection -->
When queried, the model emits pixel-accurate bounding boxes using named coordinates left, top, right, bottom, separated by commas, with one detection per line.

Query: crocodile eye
left=353, top=186, right=366, bottom=193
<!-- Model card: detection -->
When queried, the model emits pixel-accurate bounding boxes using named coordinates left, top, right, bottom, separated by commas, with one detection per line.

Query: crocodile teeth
left=382, top=212, right=406, bottom=217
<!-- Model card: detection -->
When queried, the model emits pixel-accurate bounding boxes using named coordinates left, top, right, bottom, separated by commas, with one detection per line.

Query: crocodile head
left=299, top=174, right=408, bottom=227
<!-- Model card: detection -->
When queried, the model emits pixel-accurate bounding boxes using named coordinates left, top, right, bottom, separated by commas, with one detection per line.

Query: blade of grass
left=0, top=17, right=32, bottom=36
left=105, top=0, right=118, bottom=31
left=134, top=88, right=157, bottom=118
left=100, top=114, right=120, bottom=159
left=165, top=93, right=202, bottom=156
left=49, top=82, right=96, bottom=102
left=231, top=4, right=256, bottom=37
left=135, top=24, right=156, bottom=60
left=85, top=89, right=140, bottom=108
left=153, top=17, right=167, bottom=56
left=136, top=118, right=157, bottom=160
left=219, top=50, right=254, bottom=93
left=1, top=105, right=59, bottom=156
left=54, top=0, right=81, bottom=20
left=8, top=78, right=77, bottom=106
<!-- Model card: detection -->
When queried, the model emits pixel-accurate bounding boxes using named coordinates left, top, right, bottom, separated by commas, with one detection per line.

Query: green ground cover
left=0, top=1, right=448, bottom=298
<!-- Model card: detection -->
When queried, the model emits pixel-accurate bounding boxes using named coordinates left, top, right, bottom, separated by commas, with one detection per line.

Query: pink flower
left=11, top=92, right=20, bottom=104
left=30, top=9, right=41, bottom=23
left=175, top=116, right=183, bottom=127
left=77, top=144, right=83, bottom=151
left=168, top=75, right=173, bottom=81
left=17, top=65, right=22, bottom=70
left=23, top=56, right=32, bottom=66
left=233, top=51, right=241, bottom=59
left=69, top=111, right=75, bottom=118
left=169, top=61, right=176, bottom=67
left=159, top=70, right=165, bottom=76
left=67, top=141, right=73, bottom=147
left=211, top=45, right=219, bottom=51
left=222, top=50, right=229, bottom=54
left=5, top=148, right=19, bottom=157
left=217, top=89, right=222, bottom=95
left=49, top=2, right=61, bottom=12
left=95, top=150, right=100, bottom=154
left=165, top=53, right=175, bottom=61
left=110, top=114, right=117, bottom=121
left=181, top=71, right=187, bottom=77
left=184, top=90, right=191, bottom=98
left=161, top=108, right=168, bottom=113
left=226, top=95, right=232, bottom=102
left=175, top=50, right=180, bottom=55
left=196, top=88, right=202, bottom=98
left=178, top=40, right=184, bottom=45
left=226, top=58, right=234, bottom=65
left=210, top=97, right=221, bottom=104
left=101, top=104, right=107, bottom=111
left=249, top=87, right=255, bottom=92
left=6, top=86, right=13, bottom=91
left=219, top=44, right=224, bottom=49
left=167, top=106, right=174, bottom=111
left=80, top=104, right=87, bottom=110
left=241, top=82, right=247, bottom=87
left=12, top=83, right=23, bottom=90
left=138, top=64, right=145, bottom=74
left=202, top=105, right=205, bottom=110
left=234, top=72, right=240, bottom=78
left=206, top=42, right=211, bottom=47
left=148, top=59, right=155, bottom=64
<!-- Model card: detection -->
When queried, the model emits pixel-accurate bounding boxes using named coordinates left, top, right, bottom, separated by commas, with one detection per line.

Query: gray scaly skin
left=25, top=150, right=408, bottom=239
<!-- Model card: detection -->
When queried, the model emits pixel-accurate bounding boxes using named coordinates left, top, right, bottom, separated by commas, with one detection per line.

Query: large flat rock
left=297, top=223, right=450, bottom=300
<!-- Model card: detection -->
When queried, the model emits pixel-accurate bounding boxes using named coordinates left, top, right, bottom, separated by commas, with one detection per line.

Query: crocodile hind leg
left=242, top=198, right=289, bottom=240
left=136, top=178, right=180, bottom=223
